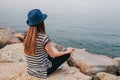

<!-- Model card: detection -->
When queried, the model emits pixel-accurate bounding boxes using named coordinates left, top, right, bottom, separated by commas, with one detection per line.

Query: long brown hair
left=24, top=22, right=46, bottom=56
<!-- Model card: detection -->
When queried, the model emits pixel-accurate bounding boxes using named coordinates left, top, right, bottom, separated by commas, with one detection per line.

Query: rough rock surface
left=68, top=49, right=118, bottom=76
left=0, top=43, right=119, bottom=76
left=0, top=27, right=21, bottom=48
left=92, top=72, right=120, bottom=80
left=0, top=42, right=120, bottom=79
left=0, top=62, right=91, bottom=80
left=0, top=43, right=25, bottom=63
left=13, top=33, right=24, bottom=42
left=0, top=43, right=6, bottom=49
left=114, top=58, right=120, bottom=66
left=113, top=57, right=120, bottom=75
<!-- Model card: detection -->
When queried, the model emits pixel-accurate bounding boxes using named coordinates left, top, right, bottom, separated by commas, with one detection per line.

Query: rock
left=13, top=33, right=24, bottom=42
left=114, top=58, right=120, bottom=66
left=0, top=42, right=119, bottom=79
left=0, top=27, right=17, bottom=34
left=92, top=72, right=120, bottom=80
left=116, top=67, right=120, bottom=75
left=68, top=49, right=118, bottom=76
left=0, top=62, right=92, bottom=80
left=48, top=64, right=92, bottom=80
left=0, top=42, right=118, bottom=76
left=0, top=27, right=21, bottom=48
left=0, top=43, right=6, bottom=49
left=0, top=62, right=27, bottom=80
left=113, top=57, right=120, bottom=75
left=0, top=43, right=26, bottom=63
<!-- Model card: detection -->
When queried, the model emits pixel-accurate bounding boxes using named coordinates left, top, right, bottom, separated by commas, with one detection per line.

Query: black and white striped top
left=25, top=32, right=52, bottom=78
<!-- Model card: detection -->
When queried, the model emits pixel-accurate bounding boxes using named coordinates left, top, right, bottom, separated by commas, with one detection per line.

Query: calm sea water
left=0, top=8, right=120, bottom=57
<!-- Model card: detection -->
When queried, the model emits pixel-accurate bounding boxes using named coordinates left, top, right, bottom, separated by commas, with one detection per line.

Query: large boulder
left=0, top=43, right=25, bottom=63
left=0, top=27, right=21, bottom=48
left=67, top=49, right=118, bottom=76
left=0, top=62, right=92, bottom=80
left=92, top=72, right=120, bottom=80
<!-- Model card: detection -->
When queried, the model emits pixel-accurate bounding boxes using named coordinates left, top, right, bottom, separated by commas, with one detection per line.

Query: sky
left=0, top=0, right=120, bottom=17
left=0, top=0, right=120, bottom=11
left=0, top=0, right=120, bottom=22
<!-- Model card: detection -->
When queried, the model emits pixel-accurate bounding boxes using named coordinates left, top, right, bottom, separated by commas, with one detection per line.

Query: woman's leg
left=47, top=54, right=70, bottom=75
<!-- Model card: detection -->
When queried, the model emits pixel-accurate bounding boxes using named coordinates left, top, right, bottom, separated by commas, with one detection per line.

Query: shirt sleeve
left=42, top=35, right=51, bottom=47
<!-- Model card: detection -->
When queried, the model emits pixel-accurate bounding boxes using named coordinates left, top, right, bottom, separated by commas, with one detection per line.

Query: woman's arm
left=45, top=42, right=74, bottom=58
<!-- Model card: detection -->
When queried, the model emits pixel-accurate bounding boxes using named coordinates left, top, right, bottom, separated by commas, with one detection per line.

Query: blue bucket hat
left=27, top=9, right=47, bottom=26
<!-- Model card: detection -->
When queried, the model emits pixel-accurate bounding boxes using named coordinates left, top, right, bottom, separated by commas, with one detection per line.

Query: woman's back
left=25, top=32, right=52, bottom=78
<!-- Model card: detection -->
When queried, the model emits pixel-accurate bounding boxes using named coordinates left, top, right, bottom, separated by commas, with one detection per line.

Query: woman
left=24, top=9, right=74, bottom=79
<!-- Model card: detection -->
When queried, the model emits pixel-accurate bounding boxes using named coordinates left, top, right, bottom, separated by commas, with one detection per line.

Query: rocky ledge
left=0, top=27, right=120, bottom=80
left=0, top=27, right=24, bottom=49
left=0, top=62, right=91, bottom=80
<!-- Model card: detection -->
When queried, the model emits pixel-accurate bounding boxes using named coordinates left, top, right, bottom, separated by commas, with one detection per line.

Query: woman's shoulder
left=37, top=32, right=50, bottom=39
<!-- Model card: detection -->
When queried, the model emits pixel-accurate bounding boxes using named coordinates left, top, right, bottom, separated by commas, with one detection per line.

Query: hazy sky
left=0, top=0, right=120, bottom=19
left=0, top=0, right=120, bottom=10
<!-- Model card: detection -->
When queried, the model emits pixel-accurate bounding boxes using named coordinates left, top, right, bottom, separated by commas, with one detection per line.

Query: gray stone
left=92, top=72, right=120, bottom=80
left=13, top=33, right=24, bottom=42
left=113, top=58, right=120, bottom=66
left=0, top=62, right=92, bottom=80
left=0, top=43, right=25, bottom=63
left=113, top=57, right=120, bottom=75
left=0, top=27, right=21, bottom=48
left=68, top=49, right=118, bottom=76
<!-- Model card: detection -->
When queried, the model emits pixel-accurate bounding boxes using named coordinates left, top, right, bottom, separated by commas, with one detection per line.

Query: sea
left=0, top=8, right=120, bottom=58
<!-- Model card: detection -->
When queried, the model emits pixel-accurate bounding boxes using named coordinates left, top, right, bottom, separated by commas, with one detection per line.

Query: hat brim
left=27, top=14, right=47, bottom=26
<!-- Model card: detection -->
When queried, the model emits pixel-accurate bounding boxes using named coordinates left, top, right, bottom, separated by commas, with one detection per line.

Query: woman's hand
left=66, top=47, right=75, bottom=54
left=45, top=42, right=75, bottom=58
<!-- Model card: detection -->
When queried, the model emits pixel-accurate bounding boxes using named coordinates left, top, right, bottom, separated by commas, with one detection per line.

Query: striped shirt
left=25, top=32, right=52, bottom=78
